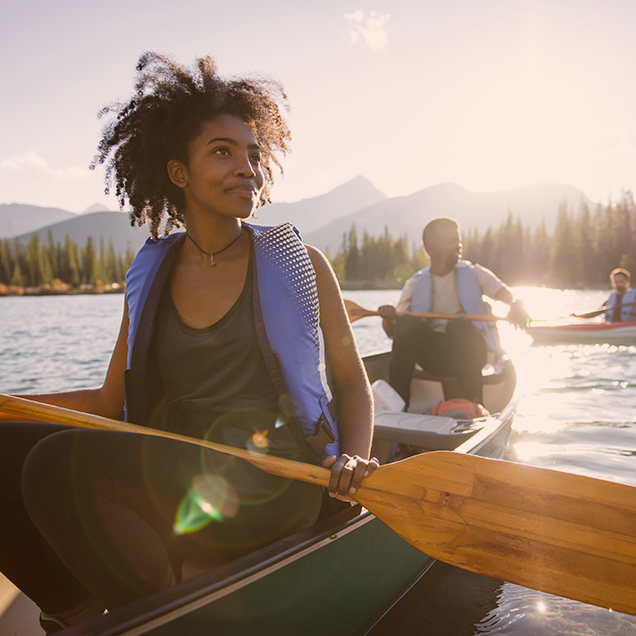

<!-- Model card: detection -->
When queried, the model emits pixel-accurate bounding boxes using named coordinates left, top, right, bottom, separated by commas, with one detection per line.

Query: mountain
left=15, top=211, right=150, bottom=255
left=10, top=177, right=388, bottom=255
left=303, top=182, right=595, bottom=254
left=82, top=203, right=111, bottom=214
left=6, top=181, right=595, bottom=258
left=0, top=204, right=77, bottom=239
left=255, top=176, right=387, bottom=234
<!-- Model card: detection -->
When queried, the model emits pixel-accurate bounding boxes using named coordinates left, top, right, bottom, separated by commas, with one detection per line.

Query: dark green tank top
left=152, top=247, right=309, bottom=461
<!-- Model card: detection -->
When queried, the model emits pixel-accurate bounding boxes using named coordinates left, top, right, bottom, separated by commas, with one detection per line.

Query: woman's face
left=171, top=113, right=265, bottom=221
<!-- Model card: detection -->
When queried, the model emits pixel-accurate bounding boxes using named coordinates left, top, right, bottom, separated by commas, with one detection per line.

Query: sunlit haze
left=2, top=0, right=635, bottom=212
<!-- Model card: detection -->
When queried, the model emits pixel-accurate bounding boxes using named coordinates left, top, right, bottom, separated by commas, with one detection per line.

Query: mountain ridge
left=5, top=179, right=595, bottom=257
left=0, top=204, right=77, bottom=239
left=303, top=181, right=594, bottom=253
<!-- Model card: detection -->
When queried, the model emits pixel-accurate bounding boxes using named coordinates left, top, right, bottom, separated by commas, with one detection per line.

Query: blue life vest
left=409, top=261, right=500, bottom=352
left=605, top=288, right=636, bottom=322
left=124, top=222, right=339, bottom=460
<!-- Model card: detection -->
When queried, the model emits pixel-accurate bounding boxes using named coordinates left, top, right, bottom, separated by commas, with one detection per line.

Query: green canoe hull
left=0, top=351, right=515, bottom=636
left=73, top=399, right=515, bottom=636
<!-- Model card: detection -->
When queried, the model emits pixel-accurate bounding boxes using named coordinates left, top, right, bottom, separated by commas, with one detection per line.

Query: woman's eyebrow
left=206, top=137, right=261, bottom=150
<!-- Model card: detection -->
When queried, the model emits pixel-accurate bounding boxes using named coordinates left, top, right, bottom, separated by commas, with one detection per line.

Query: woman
left=0, top=52, right=376, bottom=633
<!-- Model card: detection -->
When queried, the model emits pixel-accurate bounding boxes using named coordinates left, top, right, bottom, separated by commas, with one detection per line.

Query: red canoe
left=528, top=321, right=636, bottom=345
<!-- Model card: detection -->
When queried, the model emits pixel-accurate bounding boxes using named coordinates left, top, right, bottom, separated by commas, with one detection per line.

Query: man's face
left=426, top=226, right=462, bottom=268
left=613, top=273, right=629, bottom=293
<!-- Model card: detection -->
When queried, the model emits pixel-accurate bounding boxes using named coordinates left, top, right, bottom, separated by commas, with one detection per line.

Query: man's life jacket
left=605, top=288, right=636, bottom=322
left=409, top=260, right=500, bottom=352
left=124, top=222, right=339, bottom=461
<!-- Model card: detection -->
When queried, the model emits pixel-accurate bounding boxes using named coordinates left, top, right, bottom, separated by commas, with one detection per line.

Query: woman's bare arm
left=306, top=245, right=377, bottom=498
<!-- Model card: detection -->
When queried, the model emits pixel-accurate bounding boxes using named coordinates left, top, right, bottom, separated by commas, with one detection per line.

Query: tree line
left=329, top=191, right=636, bottom=289
left=0, top=232, right=135, bottom=292
left=2, top=190, right=635, bottom=294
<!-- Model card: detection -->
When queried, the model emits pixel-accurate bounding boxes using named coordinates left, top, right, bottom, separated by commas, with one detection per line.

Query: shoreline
left=0, top=283, right=124, bottom=297
left=0, top=281, right=610, bottom=297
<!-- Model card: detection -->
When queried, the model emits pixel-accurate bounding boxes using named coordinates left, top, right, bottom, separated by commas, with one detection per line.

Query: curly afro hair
left=91, top=52, right=291, bottom=238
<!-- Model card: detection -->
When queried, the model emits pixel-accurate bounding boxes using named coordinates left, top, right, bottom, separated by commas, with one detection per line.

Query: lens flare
left=249, top=430, right=269, bottom=452
left=173, top=474, right=239, bottom=535
left=274, top=414, right=289, bottom=429
left=393, top=263, right=414, bottom=283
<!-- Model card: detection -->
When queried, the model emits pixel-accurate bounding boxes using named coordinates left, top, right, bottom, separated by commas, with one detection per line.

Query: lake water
left=1, top=288, right=636, bottom=635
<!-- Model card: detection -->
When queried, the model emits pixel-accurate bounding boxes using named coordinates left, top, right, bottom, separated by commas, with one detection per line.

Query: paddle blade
left=571, top=309, right=607, bottom=319
left=343, top=299, right=376, bottom=323
left=355, top=451, right=636, bottom=616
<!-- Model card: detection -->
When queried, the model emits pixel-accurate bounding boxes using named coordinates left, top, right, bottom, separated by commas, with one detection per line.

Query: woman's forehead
left=195, top=114, right=257, bottom=142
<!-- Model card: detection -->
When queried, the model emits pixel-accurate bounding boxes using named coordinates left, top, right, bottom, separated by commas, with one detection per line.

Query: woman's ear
left=167, top=159, right=188, bottom=189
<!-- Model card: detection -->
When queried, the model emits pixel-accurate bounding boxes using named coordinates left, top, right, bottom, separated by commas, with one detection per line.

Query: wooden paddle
left=344, top=299, right=505, bottom=323
left=1, top=393, right=636, bottom=616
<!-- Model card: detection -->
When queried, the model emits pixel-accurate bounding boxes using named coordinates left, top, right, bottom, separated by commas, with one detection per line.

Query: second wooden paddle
left=1, top=393, right=636, bottom=616
left=571, top=302, right=633, bottom=320
left=344, top=299, right=505, bottom=323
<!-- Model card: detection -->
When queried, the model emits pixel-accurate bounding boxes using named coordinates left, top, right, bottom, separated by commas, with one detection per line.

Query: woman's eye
left=251, top=154, right=262, bottom=164
left=213, top=147, right=230, bottom=156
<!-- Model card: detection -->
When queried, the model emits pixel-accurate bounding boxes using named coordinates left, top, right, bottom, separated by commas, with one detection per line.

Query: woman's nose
left=235, top=153, right=256, bottom=177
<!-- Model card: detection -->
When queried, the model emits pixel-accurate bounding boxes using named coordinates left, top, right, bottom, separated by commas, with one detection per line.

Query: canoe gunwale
left=69, top=503, right=371, bottom=636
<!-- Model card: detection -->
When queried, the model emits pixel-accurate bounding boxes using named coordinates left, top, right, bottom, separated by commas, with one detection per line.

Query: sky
left=1, top=0, right=636, bottom=213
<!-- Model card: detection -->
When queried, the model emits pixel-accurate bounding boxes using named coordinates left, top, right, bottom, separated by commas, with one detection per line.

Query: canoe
left=0, top=352, right=517, bottom=636
left=528, top=320, right=636, bottom=345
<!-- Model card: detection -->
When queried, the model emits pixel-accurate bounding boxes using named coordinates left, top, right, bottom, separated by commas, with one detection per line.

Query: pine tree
left=344, top=224, right=360, bottom=281
left=24, top=235, right=44, bottom=287
left=10, top=261, right=23, bottom=287
left=81, top=237, right=98, bottom=285
left=106, top=240, right=121, bottom=283
left=550, top=201, right=579, bottom=287
left=0, top=239, right=11, bottom=285
left=60, top=235, right=81, bottom=287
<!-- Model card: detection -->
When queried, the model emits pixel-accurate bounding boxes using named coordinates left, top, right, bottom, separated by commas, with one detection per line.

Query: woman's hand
left=322, top=454, right=379, bottom=501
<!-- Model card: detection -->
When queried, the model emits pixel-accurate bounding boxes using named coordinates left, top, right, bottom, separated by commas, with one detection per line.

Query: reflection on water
left=2, top=288, right=636, bottom=634
left=343, top=288, right=636, bottom=635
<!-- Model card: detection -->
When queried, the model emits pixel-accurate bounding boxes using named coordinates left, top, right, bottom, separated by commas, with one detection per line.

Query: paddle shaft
left=572, top=301, right=634, bottom=320
left=343, top=299, right=504, bottom=323
left=0, top=394, right=330, bottom=487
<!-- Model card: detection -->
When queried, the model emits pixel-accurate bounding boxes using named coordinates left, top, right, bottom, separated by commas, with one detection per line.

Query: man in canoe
left=0, top=53, right=377, bottom=633
left=378, top=217, right=530, bottom=409
left=603, top=268, right=636, bottom=322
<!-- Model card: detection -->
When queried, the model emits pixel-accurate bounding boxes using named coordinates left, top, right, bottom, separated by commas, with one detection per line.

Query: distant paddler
left=377, top=217, right=531, bottom=410
left=572, top=268, right=636, bottom=321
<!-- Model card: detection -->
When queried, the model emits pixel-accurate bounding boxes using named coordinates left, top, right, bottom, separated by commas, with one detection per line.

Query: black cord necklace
left=185, top=228, right=243, bottom=266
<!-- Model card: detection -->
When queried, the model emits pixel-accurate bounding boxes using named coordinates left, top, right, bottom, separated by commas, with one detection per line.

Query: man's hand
left=377, top=305, right=397, bottom=322
left=506, top=299, right=531, bottom=330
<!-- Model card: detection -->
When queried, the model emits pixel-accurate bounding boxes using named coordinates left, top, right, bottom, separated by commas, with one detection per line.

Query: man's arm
left=472, top=264, right=530, bottom=329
